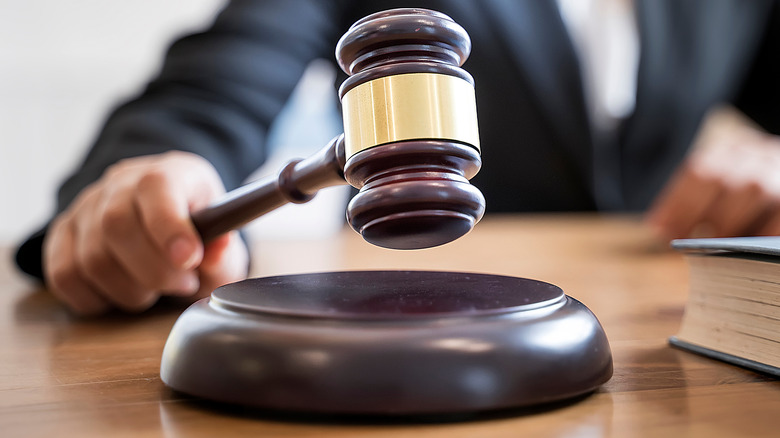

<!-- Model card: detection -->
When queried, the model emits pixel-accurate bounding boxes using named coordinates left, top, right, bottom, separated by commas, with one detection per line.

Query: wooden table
left=2, top=214, right=779, bottom=437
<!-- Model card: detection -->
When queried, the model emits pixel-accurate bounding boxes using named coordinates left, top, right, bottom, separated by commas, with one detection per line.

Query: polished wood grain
left=2, top=214, right=779, bottom=437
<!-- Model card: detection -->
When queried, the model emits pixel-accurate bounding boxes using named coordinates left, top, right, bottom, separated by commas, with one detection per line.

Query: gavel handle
left=191, top=134, right=347, bottom=243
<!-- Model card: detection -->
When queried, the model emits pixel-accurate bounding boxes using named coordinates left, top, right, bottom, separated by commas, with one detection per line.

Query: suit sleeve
left=15, top=0, right=348, bottom=280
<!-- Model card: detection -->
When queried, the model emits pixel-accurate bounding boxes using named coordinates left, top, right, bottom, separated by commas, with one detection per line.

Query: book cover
left=672, top=236, right=780, bottom=257
left=668, top=336, right=780, bottom=377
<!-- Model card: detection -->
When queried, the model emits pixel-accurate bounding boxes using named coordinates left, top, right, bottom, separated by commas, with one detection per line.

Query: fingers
left=647, top=137, right=780, bottom=241
left=708, top=181, right=768, bottom=236
left=42, top=152, right=235, bottom=316
left=100, top=185, right=200, bottom=295
left=44, top=215, right=111, bottom=316
left=646, top=159, right=721, bottom=240
left=56, top=183, right=168, bottom=313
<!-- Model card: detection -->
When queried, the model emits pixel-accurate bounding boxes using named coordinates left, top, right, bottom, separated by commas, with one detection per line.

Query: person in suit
left=16, top=0, right=780, bottom=315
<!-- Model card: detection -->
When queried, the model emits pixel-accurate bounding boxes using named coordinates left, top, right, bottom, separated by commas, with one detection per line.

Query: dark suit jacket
left=16, top=0, right=780, bottom=278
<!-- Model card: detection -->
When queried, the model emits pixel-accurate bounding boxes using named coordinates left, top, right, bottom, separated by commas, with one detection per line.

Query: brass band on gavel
left=341, top=72, right=480, bottom=158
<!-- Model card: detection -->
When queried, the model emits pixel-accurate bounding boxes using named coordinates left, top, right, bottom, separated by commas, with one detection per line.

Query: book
left=670, top=236, right=780, bottom=377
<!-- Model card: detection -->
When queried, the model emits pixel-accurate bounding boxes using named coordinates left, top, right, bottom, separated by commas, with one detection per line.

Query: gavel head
left=335, top=8, right=485, bottom=250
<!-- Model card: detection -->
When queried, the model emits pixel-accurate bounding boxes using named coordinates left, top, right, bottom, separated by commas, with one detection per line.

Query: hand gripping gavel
left=190, top=8, right=485, bottom=250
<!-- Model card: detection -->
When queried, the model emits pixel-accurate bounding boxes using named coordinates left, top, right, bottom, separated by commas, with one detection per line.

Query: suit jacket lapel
left=481, top=0, right=592, bottom=181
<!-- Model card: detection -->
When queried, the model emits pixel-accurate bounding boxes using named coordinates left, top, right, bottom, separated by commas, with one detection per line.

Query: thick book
left=670, top=237, right=780, bottom=377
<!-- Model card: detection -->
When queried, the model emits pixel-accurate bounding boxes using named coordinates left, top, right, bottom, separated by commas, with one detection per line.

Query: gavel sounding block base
left=160, top=271, right=613, bottom=415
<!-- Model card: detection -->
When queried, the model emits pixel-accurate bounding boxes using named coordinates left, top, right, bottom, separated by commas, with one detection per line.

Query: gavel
left=161, top=8, right=614, bottom=415
left=189, top=8, right=485, bottom=250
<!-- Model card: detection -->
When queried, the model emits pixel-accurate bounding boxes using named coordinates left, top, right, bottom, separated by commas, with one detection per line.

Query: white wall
left=0, top=0, right=347, bottom=245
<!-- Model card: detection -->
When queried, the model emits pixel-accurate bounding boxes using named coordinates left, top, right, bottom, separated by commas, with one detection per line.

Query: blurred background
left=0, top=0, right=347, bottom=247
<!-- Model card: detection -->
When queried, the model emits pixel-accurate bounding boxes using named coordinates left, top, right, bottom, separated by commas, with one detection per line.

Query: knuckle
left=78, top=244, right=111, bottom=280
left=70, top=182, right=101, bottom=212
left=743, top=180, right=767, bottom=199
left=101, top=200, right=134, bottom=237
left=104, top=159, right=130, bottom=178
left=685, top=162, right=718, bottom=185
left=47, top=263, right=81, bottom=294
left=160, top=150, right=190, bottom=161
left=162, top=151, right=221, bottom=183
left=137, top=168, right=173, bottom=194
left=48, top=214, right=70, bottom=235
left=729, top=178, right=776, bottom=205
left=161, top=150, right=207, bottom=168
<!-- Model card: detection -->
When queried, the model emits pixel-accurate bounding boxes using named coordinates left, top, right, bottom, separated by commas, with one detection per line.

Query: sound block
left=160, top=271, right=612, bottom=415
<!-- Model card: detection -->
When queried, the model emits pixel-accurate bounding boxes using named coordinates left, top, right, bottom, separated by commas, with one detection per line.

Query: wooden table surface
left=2, top=214, right=779, bottom=437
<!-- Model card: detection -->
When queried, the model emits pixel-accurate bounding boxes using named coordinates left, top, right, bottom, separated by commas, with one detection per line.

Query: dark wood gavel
left=190, top=8, right=485, bottom=250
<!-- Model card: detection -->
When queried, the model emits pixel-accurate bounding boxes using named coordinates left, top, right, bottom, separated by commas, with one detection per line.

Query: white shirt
left=556, top=0, right=640, bottom=132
